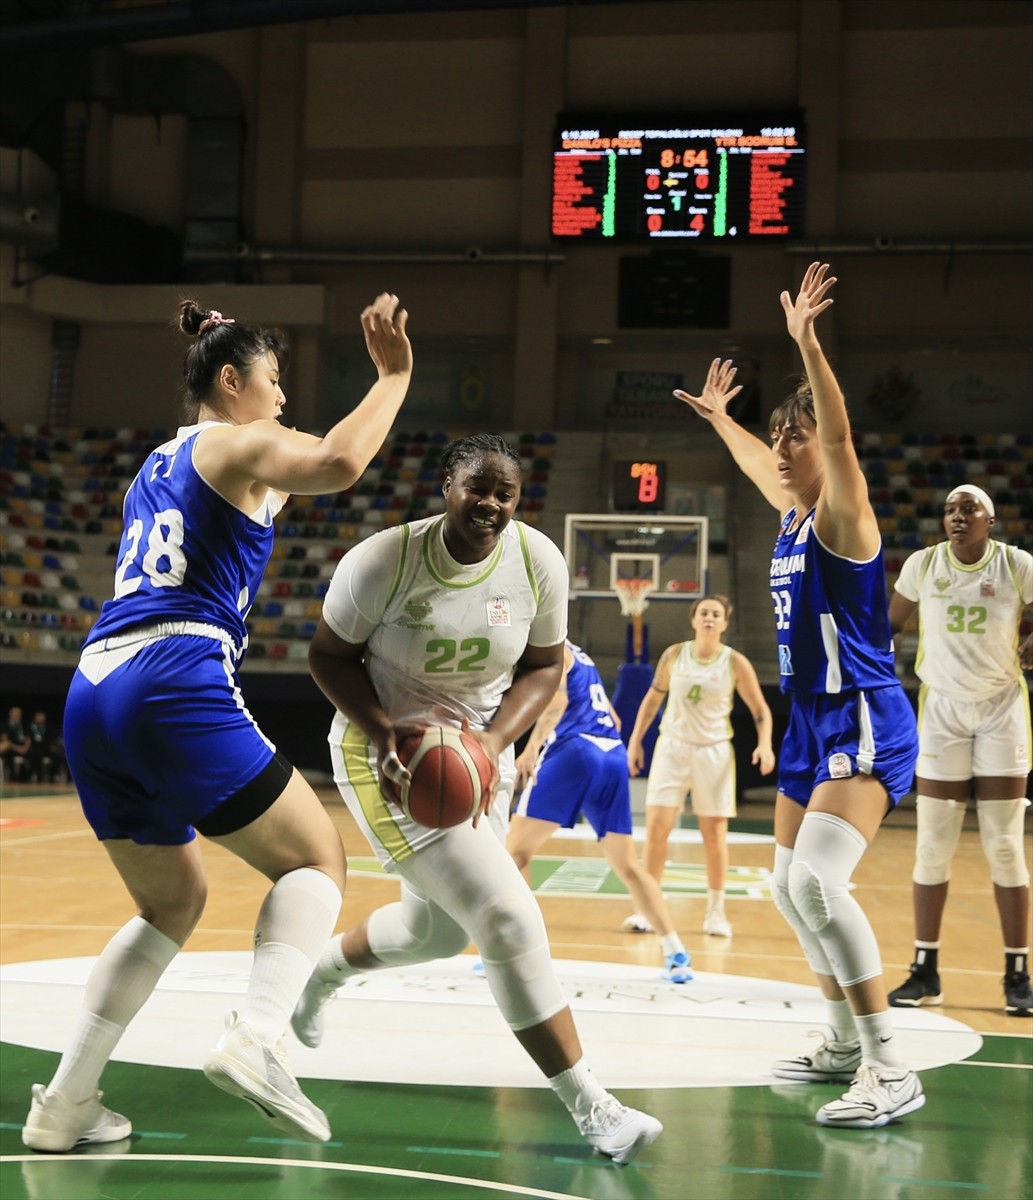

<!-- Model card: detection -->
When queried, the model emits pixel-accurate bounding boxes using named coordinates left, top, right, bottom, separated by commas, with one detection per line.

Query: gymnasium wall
left=1, top=0, right=1030, bottom=438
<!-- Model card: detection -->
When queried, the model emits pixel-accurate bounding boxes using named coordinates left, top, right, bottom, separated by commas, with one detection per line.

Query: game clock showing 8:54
left=612, top=460, right=667, bottom=511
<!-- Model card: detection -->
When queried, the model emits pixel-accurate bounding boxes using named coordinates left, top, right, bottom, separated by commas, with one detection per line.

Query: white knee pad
left=789, top=811, right=882, bottom=988
left=787, top=859, right=830, bottom=932
left=771, top=844, right=834, bottom=977
left=977, top=798, right=1031, bottom=889
left=913, top=795, right=967, bottom=886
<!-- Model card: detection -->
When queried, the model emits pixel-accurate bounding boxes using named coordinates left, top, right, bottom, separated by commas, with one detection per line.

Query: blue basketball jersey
left=553, top=642, right=619, bottom=740
left=769, top=509, right=897, bottom=695
left=85, top=423, right=275, bottom=653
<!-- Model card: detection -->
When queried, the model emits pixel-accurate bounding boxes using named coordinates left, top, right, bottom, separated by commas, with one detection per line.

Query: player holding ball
left=294, top=432, right=663, bottom=1166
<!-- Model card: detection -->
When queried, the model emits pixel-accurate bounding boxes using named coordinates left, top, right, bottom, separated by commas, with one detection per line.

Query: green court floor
left=2, top=1036, right=1030, bottom=1200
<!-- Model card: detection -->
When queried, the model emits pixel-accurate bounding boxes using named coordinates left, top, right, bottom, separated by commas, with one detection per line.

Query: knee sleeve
left=790, top=811, right=883, bottom=988
left=473, top=887, right=566, bottom=1031
left=913, top=795, right=966, bottom=886
left=771, top=843, right=834, bottom=977
left=367, top=887, right=471, bottom=966
left=977, top=798, right=1031, bottom=889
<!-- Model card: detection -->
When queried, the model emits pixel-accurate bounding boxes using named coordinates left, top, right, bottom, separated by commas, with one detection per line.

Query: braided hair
left=439, top=432, right=522, bottom=479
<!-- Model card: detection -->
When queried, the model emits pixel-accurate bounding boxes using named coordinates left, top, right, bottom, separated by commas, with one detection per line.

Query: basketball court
left=1, top=786, right=1030, bottom=1200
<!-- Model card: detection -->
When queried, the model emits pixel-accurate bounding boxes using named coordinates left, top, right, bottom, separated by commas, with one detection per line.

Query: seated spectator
left=2, top=707, right=31, bottom=782
left=27, top=711, right=64, bottom=783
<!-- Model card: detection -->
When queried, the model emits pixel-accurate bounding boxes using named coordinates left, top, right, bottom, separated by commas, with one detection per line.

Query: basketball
left=392, top=726, right=493, bottom=828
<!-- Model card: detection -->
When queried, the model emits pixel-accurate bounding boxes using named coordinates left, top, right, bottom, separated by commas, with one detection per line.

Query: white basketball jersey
left=322, top=514, right=569, bottom=730
left=658, top=641, right=735, bottom=746
left=895, top=540, right=1032, bottom=700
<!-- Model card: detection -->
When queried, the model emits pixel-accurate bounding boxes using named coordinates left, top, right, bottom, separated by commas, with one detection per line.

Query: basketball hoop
left=613, top=577, right=654, bottom=617
left=614, top=578, right=654, bottom=665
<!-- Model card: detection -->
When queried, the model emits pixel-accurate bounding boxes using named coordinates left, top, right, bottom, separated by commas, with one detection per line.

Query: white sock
left=825, top=997, right=859, bottom=1044
left=313, top=936, right=362, bottom=984
left=51, top=916, right=179, bottom=1102
left=660, top=933, right=685, bottom=957
left=240, top=868, right=341, bottom=1043
left=50, top=1014, right=125, bottom=1104
left=854, top=1010, right=904, bottom=1071
left=707, top=889, right=725, bottom=914
left=548, top=1058, right=609, bottom=1120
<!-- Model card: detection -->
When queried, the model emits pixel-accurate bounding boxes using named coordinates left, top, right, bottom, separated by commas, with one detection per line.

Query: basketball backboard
left=564, top=513, right=708, bottom=600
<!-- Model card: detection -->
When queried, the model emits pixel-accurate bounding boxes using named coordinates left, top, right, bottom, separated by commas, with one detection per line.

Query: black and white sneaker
left=1004, top=970, right=1033, bottom=1018
left=888, top=963, right=943, bottom=1008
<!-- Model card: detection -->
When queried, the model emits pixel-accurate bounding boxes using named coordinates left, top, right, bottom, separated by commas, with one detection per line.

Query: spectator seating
left=0, top=424, right=555, bottom=665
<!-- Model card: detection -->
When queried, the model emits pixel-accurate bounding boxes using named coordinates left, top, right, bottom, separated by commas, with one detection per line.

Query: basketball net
left=614, top=578, right=654, bottom=663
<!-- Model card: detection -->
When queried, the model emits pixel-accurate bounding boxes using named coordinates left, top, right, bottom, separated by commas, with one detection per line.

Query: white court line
left=0, top=1154, right=594, bottom=1200
left=0, top=829, right=93, bottom=846
left=956, top=1060, right=1032, bottom=1070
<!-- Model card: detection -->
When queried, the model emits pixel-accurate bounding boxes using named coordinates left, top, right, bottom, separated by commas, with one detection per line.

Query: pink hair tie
left=198, top=310, right=236, bottom=335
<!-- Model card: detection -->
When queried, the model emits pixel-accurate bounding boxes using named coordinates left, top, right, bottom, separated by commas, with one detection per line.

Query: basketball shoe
left=204, top=1012, right=330, bottom=1142
left=888, top=962, right=943, bottom=1008
left=291, top=978, right=339, bottom=1048
left=622, top=913, right=653, bottom=934
left=816, top=1065, right=925, bottom=1129
left=22, top=1084, right=131, bottom=1152
left=662, top=950, right=693, bottom=983
left=577, top=1097, right=663, bottom=1165
left=1004, top=969, right=1033, bottom=1017
left=703, top=908, right=733, bottom=938
left=772, top=1032, right=862, bottom=1083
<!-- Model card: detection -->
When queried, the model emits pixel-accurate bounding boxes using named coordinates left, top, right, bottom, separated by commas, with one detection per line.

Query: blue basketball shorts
left=65, top=627, right=284, bottom=845
left=777, top=685, right=918, bottom=809
left=513, top=734, right=633, bottom=838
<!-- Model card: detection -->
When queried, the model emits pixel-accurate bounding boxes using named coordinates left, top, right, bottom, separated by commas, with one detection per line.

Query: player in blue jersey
left=22, top=294, right=413, bottom=1153
left=676, top=263, right=923, bottom=1130
left=505, top=641, right=693, bottom=984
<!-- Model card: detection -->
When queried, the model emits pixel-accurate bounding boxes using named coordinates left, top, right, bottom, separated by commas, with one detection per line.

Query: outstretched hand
left=780, top=261, right=836, bottom=345
left=362, top=293, right=413, bottom=379
left=673, top=358, right=742, bottom=423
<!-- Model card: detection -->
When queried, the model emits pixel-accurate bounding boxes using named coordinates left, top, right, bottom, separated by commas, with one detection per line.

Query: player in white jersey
left=292, top=434, right=662, bottom=1166
left=625, top=595, right=774, bottom=939
left=888, top=485, right=1033, bottom=1017
left=677, top=264, right=924, bottom=1130
left=23, top=295, right=413, bottom=1153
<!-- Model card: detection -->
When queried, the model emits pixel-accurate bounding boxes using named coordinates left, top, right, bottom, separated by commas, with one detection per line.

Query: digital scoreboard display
left=552, top=111, right=806, bottom=242
left=612, top=460, right=667, bottom=511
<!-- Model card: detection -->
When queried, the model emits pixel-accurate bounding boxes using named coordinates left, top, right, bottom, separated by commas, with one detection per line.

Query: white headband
left=945, top=484, right=995, bottom=517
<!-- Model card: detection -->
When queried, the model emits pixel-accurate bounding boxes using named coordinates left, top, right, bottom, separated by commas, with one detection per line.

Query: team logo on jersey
left=934, top=577, right=951, bottom=593
left=486, top=595, right=511, bottom=627
left=980, top=577, right=996, bottom=597
left=405, top=600, right=432, bottom=623
left=794, top=515, right=813, bottom=546
left=778, top=645, right=794, bottom=675
left=828, top=752, right=852, bottom=779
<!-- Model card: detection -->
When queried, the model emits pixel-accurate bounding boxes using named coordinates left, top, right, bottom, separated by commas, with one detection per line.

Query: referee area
left=2, top=780, right=1030, bottom=1200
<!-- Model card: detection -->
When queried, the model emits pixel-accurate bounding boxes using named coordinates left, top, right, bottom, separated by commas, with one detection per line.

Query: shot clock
left=612, top=460, right=667, bottom=511
left=552, top=110, right=806, bottom=242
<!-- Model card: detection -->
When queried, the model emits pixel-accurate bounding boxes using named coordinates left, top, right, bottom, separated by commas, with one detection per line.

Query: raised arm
left=782, top=263, right=879, bottom=559
left=675, top=358, right=785, bottom=512
left=198, top=294, right=413, bottom=501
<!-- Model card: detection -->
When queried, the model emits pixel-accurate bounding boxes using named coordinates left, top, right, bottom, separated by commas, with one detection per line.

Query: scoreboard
left=552, top=111, right=806, bottom=243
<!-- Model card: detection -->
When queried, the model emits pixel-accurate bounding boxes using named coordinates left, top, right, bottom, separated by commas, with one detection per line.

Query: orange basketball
left=393, top=726, right=493, bottom=828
